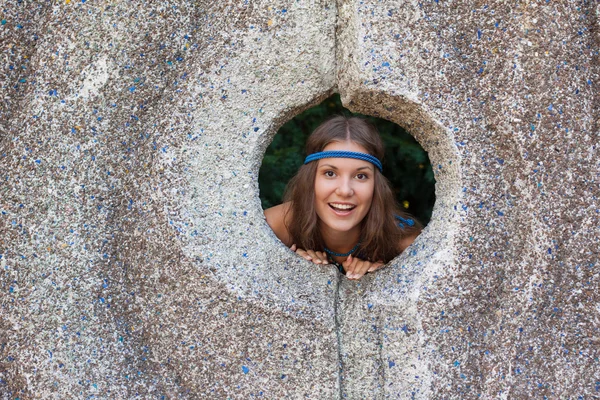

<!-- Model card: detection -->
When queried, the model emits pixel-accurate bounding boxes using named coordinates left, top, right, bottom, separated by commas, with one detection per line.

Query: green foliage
left=258, top=94, right=435, bottom=225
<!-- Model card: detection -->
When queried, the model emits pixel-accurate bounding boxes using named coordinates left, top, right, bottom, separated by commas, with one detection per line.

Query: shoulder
left=264, top=201, right=291, bottom=223
left=264, top=202, right=293, bottom=246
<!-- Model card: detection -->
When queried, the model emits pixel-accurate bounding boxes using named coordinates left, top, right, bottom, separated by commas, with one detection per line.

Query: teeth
left=330, top=203, right=355, bottom=210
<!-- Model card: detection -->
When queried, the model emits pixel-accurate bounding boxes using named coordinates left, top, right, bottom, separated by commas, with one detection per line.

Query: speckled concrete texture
left=1, top=0, right=598, bottom=399
left=337, top=0, right=599, bottom=398
left=1, top=1, right=339, bottom=398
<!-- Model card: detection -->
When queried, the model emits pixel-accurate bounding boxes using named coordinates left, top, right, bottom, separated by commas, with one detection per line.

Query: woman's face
left=314, top=141, right=376, bottom=239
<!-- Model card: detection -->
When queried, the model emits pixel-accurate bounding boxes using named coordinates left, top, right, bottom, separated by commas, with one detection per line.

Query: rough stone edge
left=334, top=0, right=463, bottom=396
left=335, top=0, right=462, bottom=308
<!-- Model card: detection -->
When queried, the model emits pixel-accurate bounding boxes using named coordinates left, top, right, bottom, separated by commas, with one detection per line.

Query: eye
left=356, top=173, right=369, bottom=180
left=324, top=170, right=336, bottom=177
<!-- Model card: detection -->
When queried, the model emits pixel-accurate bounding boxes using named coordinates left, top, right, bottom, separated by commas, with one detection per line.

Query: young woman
left=264, top=116, right=421, bottom=280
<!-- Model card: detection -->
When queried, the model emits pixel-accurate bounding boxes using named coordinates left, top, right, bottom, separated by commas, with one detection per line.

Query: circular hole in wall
left=259, top=93, right=435, bottom=226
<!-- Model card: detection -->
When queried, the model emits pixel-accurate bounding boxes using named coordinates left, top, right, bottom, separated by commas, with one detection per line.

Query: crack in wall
left=333, top=274, right=344, bottom=400
left=332, top=1, right=344, bottom=399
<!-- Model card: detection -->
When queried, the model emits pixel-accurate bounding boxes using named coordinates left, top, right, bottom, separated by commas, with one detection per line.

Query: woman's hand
left=342, top=254, right=384, bottom=280
left=290, top=244, right=329, bottom=265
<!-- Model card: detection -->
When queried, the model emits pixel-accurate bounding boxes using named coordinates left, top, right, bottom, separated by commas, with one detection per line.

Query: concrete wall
left=1, top=0, right=598, bottom=398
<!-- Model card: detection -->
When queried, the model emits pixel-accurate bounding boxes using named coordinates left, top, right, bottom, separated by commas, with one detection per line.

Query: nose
left=335, top=177, right=354, bottom=197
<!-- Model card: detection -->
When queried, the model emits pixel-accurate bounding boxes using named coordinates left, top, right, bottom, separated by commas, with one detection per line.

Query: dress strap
left=394, top=214, right=415, bottom=228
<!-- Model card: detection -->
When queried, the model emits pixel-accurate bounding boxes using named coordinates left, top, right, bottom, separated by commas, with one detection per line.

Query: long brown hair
left=283, top=115, right=421, bottom=263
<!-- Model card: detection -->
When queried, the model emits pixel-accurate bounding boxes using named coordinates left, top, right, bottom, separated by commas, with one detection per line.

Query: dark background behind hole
left=259, top=94, right=435, bottom=225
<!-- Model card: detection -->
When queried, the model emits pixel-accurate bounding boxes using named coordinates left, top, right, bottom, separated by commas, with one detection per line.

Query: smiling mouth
left=329, top=203, right=356, bottom=212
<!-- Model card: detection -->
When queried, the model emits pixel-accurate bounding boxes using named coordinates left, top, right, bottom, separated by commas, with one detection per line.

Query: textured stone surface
left=337, top=0, right=599, bottom=397
left=1, top=0, right=598, bottom=398
left=1, top=1, right=339, bottom=398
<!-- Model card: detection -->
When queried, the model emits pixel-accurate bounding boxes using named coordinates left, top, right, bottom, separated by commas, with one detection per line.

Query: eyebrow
left=319, top=164, right=373, bottom=171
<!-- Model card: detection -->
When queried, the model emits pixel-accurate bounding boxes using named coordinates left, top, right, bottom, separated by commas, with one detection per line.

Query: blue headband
left=304, top=151, right=383, bottom=172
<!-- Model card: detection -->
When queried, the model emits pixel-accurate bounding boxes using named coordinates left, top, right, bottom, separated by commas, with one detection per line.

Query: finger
left=306, top=250, right=324, bottom=264
left=290, top=244, right=297, bottom=251
left=315, top=252, right=328, bottom=264
left=342, top=254, right=353, bottom=268
left=347, top=260, right=368, bottom=280
left=367, top=261, right=385, bottom=272
left=295, top=248, right=312, bottom=261
left=344, top=257, right=361, bottom=278
left=316, top=251, right=329, bottom=264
